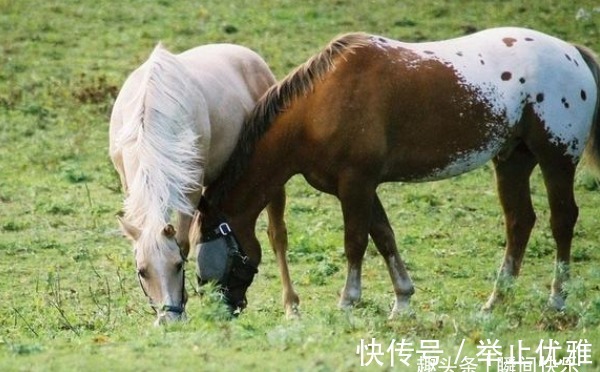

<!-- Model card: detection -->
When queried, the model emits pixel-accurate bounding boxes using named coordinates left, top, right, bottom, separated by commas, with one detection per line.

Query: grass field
left=1, top=0, right=600, bottom=370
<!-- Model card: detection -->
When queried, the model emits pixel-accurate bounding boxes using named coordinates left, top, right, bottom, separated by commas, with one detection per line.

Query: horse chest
left=301, top=165, right=342, bottom=195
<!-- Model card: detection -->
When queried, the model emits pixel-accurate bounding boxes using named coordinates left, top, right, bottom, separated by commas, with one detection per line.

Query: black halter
left=196, top=196, right=258, bottom=311
left=197, top=221, right=258, bottom=289
left=196, top=222, right=258, bottom=315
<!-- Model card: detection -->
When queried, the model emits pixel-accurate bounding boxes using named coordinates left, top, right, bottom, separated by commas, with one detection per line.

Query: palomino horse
left=196, top=27, right=600, bottom=318
left=109, top=43, right=292, bottom=324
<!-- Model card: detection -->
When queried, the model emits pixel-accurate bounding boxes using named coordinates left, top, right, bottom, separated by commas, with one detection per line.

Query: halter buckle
left=218, top=223, right=232, bottom=236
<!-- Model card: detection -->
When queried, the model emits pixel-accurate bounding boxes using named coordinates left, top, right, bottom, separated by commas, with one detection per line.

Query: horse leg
left=337, top=174, right=376, bottom=309
left=484, top=146, right=537, bottom=311
left=266, top=186, right=300, bottom=319
left=538, top=159, right=578, bottom=310
left=176, top=212, right=193, bottom=259
left=369, top=194, right=414, bottom=318
left=177, top=190, right=203, bottom=259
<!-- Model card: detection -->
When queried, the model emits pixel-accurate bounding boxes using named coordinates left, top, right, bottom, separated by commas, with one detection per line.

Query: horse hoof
left=548, top=295, right=566, bottom=311
left=482, top=290, right=504, bottom=312
left=388, top=307, right=414, bottom=320
left=338, top=297, right=359, bottom=310
left=388, top=295, right=412, bottom=318
left=285, top=304, right=301, bottom=320
left=481, top=300, right=495, bottom=313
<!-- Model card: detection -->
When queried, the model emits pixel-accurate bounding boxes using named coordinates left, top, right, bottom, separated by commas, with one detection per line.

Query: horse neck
left=210, top=113, right=299, bottom=230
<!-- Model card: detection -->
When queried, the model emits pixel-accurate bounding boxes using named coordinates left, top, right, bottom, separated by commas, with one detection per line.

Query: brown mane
left=209, top=32, right=372, bottom=204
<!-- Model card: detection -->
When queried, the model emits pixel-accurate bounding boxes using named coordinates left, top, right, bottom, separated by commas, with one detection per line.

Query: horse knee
left=523, top=210, right=537, bottom=230
left=268, top=223, right=288, bottom=248
left=550, top=203, right=578, bottom=248
left=551, top=204, right=578, bottom=230
left=507, top=209, right=536, bottom=234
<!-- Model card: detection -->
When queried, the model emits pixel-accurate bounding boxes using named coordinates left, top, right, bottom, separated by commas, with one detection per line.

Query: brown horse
left=195, top=27, right=600, bottom=318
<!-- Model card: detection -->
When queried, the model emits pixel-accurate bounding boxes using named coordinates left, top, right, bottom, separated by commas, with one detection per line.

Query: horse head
left=192, top=197, right=257, bottom=315
left=118, top=217, right=188, bottom=325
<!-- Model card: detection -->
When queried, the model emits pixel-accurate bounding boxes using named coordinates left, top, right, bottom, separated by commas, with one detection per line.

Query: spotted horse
left=195, top=27, right=600, bottom=318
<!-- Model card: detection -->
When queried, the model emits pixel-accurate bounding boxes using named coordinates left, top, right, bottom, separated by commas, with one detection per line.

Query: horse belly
left=385, top=137, right=504, bottom=183
left=413, top=146, right=498, bottom=181
left=380, top=67, right=515, bottom=182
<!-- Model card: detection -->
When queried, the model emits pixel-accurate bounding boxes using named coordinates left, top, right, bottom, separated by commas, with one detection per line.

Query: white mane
left=116, top=44, right=207, bottom=233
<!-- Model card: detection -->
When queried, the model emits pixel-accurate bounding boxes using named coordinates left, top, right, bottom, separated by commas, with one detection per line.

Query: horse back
left=297, top=28, right=598, bottom=182
left=177, top=44, right=275, bottom=103
left=176, top=44, right=276, bottom=183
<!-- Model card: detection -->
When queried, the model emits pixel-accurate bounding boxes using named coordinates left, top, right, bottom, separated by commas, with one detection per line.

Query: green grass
left=1, top=0, right=600, bottom=370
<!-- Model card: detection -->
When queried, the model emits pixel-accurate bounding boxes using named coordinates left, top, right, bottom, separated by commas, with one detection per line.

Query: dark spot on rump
left=536, top=93, right=545, bottom=103
left=502, top=37, right=517, bottom=47
left=477, top=53, right=485, bottom=65
left=581, top=89, right=587, bottom=101
left=501, top=71, right=512, bottom=81
left=519, top=77, right=526, bottom=84
left=456, top=51, right=463, bottom=57
left=525, top=37, right=534, bottom=41
left=378, top=37, right=387, bottom=43
left=565, top=54, right=572, bottom=61
left=571, top=138, right=579, bottom=151
left=574, top=59, right=579, bottom=67
left=424, top=50, right=434, bottom=55
left=561, top=97, right=570, bottom=109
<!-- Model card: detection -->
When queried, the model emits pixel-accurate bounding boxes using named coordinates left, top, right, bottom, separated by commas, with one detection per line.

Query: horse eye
left=175, top=261, right=184, bottom=273
left=137, top=267, right=149, bottom=279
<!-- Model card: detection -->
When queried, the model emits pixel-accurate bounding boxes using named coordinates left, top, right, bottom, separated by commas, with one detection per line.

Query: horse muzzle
left=154, top=307, right=187, bottom=326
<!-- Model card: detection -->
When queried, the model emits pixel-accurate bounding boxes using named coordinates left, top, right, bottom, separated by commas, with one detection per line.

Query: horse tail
left=121, top=43, right=207, bottom=228
left=577, top=45, right=600, bottom=175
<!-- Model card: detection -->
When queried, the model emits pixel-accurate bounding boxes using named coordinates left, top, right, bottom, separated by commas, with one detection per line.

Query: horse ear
left=163, top=224, right=176, bottom=238
left=117, top=216, right=141, bottom=241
